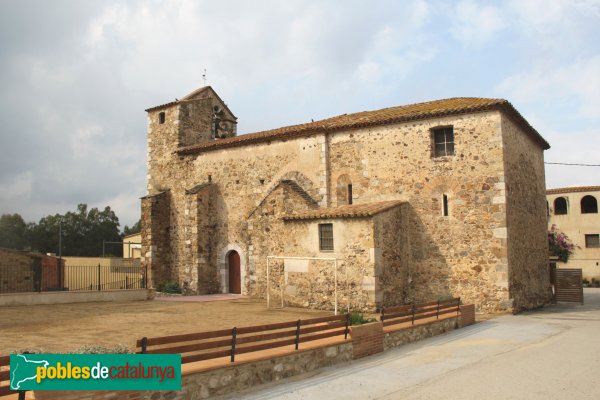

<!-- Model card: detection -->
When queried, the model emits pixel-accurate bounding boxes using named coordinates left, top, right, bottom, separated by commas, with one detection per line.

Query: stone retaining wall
left=384, top=316, right=460, bottom=350
left=32, top=311, right=471, bottom=400
left=34, top=343, right=352, bottom=400
left=0, top=289, right=150, bottom=307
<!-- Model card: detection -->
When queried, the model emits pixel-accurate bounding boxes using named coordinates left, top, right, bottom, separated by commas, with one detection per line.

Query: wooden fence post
left=230, top=327, right=237, bottom=362
left=295, top=320, right=301, bottom=350
left=344, top=314, right=350, bottom=339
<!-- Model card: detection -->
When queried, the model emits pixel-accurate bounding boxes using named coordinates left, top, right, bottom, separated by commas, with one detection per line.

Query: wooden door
left=228, top=251, right=241, bottom=294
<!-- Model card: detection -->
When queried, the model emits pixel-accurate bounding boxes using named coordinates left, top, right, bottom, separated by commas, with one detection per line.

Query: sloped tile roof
left=547, top=186, right=600, bottom=195
left=178, top=97, right=549, bottom=155
left=282, top=200, right=405, bottom=221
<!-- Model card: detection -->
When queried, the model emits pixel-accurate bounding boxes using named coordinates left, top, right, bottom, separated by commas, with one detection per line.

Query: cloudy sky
left=1, top=0, right=599, bottom=229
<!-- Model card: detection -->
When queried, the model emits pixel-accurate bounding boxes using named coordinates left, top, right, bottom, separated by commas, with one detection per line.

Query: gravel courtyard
left=0, top=297, right=331, bottom=354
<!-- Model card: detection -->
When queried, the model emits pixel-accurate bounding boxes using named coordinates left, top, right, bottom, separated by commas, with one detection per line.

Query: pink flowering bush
left=548, top=224, right=576, bottom=262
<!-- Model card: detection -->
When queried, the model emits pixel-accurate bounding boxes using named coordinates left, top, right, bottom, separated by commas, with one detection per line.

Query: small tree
left=548, top=224, right=576, bottom=262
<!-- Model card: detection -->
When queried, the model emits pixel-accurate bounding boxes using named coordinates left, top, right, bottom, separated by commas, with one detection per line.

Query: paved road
left=231, top=289, right=600, bottom=400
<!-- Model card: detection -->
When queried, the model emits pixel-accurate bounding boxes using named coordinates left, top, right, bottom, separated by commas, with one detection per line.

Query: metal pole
left=58, top=220, right=62, bottom=258
left=58, top=219, right=63, bottom=290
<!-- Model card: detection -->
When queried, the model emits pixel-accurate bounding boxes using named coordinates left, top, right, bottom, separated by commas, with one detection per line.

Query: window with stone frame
left=158, top=112, right=166, bottom=124
left=319, top=223, right=334, bottom=251
left=432, top=127, right=454, bottom=157
left=585, top=234, right=600, bottom=248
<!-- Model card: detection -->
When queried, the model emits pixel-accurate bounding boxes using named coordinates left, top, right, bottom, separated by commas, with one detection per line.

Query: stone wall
left=141, top=191, right=172, bottom=288
left=328, top=112, right=512, bottom=311
left=384, top=316, right=461, bottom=350
left=501, top=115, right=553, bottom=311
left=245, top=182, right=381, bottom=310
left=246, top=183, right=315, bottom=300
left=0, top=289, right=149, bottom=307
left=374, top=205, right=410, bottom=307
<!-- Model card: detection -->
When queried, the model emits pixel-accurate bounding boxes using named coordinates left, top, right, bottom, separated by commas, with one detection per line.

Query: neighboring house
left=123, top=233, right=142, bottom=259
left=141, top=86, right=552, bottom=312
left=0, top=248, right=63, bottom=293
left=547, top=186, right=600, bottom=280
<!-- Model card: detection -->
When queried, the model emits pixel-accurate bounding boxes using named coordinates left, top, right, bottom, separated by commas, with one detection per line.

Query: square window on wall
left=319, top=223, right=334, bottom=251
left=585, top=234, right=600, bottom=248
left=432, top=127, right=454, bottom=157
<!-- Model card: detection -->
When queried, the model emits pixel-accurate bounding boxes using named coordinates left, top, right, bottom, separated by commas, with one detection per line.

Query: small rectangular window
left=159, top=112, right=166, bottom=124
left=319, top=223, right=334, bottom=251
left=347, top=184, right=353, bottom=205
left=432, top=127, right=454, bottom=157
left=585, top=234, right=600, bottom=248
left=443, top=194, right=449, bottom=216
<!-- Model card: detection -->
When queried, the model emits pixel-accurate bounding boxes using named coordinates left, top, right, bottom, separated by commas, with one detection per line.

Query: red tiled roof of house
left=282, top=200, right=405, bottom=221
left=547, top=186, right=600, bottom=195
left=177, top=97, right=549, bottom=155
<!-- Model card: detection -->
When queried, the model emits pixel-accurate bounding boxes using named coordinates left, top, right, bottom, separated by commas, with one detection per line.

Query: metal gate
left=554, top=268, right=584, bottom=304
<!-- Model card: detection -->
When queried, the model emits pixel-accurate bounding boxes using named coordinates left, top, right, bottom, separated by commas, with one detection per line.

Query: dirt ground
left=0, top=298, right=332, bottom=354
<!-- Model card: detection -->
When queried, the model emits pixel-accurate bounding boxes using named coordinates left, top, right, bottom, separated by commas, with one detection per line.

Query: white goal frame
left=266, top=255, right=348, bottom=315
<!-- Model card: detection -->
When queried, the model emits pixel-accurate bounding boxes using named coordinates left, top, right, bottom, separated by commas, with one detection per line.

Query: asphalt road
left=230, top=289, right=600, bottom=400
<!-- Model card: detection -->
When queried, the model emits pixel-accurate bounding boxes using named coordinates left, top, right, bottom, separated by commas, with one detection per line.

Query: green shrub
left=156, top=281, right=182, bottom=294
left=350, top=311, right=376, bottom=326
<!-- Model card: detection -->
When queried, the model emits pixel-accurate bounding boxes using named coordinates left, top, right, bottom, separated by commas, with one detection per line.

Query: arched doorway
left=228, top=251, right=241, bottom=294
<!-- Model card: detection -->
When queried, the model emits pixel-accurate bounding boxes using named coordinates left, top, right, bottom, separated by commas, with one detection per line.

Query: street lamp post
left=58, top=219, right=63, bottom=289
left=58, top=219, right=62, bottom=258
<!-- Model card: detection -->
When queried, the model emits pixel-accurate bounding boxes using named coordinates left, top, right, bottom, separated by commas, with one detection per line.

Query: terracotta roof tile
left=282, top=200, right=405, bottom=221
left=178, top=97, right=549, bottom=155
left=546, top=186, right=600, bottom=195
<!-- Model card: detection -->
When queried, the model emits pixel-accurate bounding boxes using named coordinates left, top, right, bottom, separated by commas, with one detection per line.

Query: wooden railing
left=380, top=298, right=460, bottom=327
left=0, top=354, right=27, bottom=399
left=137, top=314, right=350, bottom=363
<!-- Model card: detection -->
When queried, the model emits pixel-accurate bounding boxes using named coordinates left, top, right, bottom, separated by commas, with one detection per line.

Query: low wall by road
left=32, top=311, right=471, bottom=400
left=0, top=289, right=150, bottom=306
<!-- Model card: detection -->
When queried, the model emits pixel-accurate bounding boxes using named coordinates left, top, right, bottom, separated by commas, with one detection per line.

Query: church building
left=141, top=86, right=552, bottom=312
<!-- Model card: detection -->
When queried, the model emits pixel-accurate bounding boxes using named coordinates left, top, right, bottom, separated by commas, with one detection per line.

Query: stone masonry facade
left=141, top=87, right=552, bottom=312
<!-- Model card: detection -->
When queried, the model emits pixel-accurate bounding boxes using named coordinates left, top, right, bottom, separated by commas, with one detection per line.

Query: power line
left=545, top=162, right=600, bottom=167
